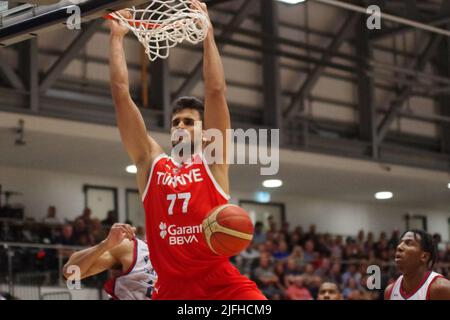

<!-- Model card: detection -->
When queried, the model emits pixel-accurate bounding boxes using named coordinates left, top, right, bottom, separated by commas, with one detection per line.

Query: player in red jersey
left=109, top=0, right=266, bottom=300
left=384, top=230, right=450, bottom=300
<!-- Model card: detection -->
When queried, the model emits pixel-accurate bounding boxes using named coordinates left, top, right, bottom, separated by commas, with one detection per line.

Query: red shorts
left=153, top=263, right=267, bottom=300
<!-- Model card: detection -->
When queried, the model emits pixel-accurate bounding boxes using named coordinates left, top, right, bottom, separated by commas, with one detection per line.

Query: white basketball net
left=111, top=0, right=210, bottom=61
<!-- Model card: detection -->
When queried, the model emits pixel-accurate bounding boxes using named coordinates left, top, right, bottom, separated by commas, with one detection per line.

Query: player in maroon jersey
left=109, top=0, right=266, bottom=300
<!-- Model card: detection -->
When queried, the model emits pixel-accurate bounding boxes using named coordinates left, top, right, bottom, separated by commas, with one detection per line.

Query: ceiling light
left=126, top=165, right=137, bottom=174
left=375, top=191, right=393, bottom=200
left=447, top=183, right=450, bottom=189
left=263, top=179, right=283, bottom=188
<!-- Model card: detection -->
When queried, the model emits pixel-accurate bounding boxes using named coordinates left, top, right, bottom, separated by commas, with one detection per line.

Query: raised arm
left=195, top=1, right=231, bottom=194
left=109, top=13, right=163, bottom=193
left=63, top=223, right=135, bottom=280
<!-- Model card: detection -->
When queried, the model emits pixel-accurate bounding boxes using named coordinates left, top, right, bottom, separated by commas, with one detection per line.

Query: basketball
left=202, top=204, right=254, bottom=256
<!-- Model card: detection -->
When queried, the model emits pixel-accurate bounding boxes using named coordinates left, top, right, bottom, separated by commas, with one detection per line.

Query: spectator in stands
left=328, top=262, right=343, bottom=287
left=288, top=232, right=301, bottom=251
left=264, top=239, right=276, bottom=255
left=433, top=233, right=442, bottom=248
left=284, top=257, right=301, bottom=285
left=253, top=252, right=282, bottom=299
left=56, top=224, right=76, bottom=246
left=90, top=218, right=106, bottom=244
left=374, top=237, right=389, bottom=261
left=302, top=263, right=316, bottom=285
left=342, top=277, right=361, bottom=300
left=304, top=224, right=318, bottom=244
left=303, top=240, right=315, bottom=264
left=55, top=224, right=78, bottom=264
left=346, top=288, right=364, bottom=300
left=365, top=232, right=375, bottom=250
left=273, top=260, right=287, bottom=292
left=292, top=225, right=305, bottom=245
left=444, top=244, right=450, bottom=262
left=265, top=230, right=275, bottom=242
left=39, top=206, right=63, bottom=243
left=285, top=275, right=313, bottom=300
left=267, top=216, right=277, bottom=233
left=253, top=221, right=267, bottom=245
left=78, top=208, right=92, bottom=225
left=101, top=210, right=117, bottom=228
left=78, top=208, right=94, bottom=228
left=330, top=235, right=343, bottom=259
left=342, top=263, right=362, bottom=286
left=343, top=237, right=361, bottom=260
left=356, top=229, right=365, bottom=247
left=136, top=226, right=146, bottom=239
left=73, top=218, right=93, bottom=246
left=323, top=233, right=333, bottom=251
left=317, top=282, right=342, bottom=300
left=280, top=222, right=291, bottom=244
left=314, top=257, right=331, bottom=279
left=273, top=240, right=290, bottom=261
left=42, top=206, right=62, bottom=225
left=388, top=229, right=400, bottom=250
left=315, top=234, right=331, bottom=257
left=238, top=242, right=260, bottom=276
left=357, top=259, right=369, bottom=276
left=308, top=275, right=323, bottom=299
left=288, top=245, right=304, bottom=269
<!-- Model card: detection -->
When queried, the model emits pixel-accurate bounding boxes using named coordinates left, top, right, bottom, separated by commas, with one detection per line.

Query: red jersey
left=142, top=153, right=230, bottom=287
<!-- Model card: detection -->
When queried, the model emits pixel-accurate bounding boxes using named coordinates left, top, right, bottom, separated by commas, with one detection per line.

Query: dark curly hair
left=171, top=96, right=204, bottom=121
left=401, top=229, right=437, bottom=269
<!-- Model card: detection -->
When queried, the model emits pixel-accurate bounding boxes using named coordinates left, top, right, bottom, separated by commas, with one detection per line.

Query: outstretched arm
left=63, top=223, right=135, bottom=279
left=195, top=0, right=231, bottom=194
left=109, top=13, right=163, bottom=193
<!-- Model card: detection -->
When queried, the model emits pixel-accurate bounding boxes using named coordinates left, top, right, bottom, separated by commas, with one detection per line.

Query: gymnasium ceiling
left=1, top=0, right=450, bottom=209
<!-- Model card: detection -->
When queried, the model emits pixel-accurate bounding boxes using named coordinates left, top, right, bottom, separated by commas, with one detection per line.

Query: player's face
left=317, top=283, right=341, bottom=300
left=170, top=109, right=202, bottom=147
left=395, top=232, right=428, bottom=271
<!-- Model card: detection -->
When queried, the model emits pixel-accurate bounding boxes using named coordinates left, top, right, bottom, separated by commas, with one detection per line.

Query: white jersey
left=104, top=238, right=157, bottom=300
left=389, top=271, right=444, bottom=300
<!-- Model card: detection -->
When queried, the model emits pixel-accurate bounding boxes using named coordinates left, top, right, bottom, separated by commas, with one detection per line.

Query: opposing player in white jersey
left=63, top=223, right=157, bottom=300
left=385, top=229, right=450, bottom=300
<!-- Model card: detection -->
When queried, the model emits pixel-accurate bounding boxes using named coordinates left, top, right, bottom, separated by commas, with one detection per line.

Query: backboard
left=0, top=0, right=150, bottom=47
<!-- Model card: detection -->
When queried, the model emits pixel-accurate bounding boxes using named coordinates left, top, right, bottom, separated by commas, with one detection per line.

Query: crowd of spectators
left=0, top=206, right=128, bottom=285
left=232, top=221, right=450, bottom=300
left=1, top=207, right=449, bottom=299
left=0, top=206, right=127, bottom=246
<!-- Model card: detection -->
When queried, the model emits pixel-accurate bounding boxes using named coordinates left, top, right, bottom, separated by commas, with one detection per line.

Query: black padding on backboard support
left=0, top=0, right=149, bottom=47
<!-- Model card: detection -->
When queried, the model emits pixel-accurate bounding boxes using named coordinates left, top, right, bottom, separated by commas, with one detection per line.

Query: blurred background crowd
left=1, top=206, right=449, bottom=300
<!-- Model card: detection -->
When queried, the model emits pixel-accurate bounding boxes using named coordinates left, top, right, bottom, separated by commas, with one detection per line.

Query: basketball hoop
left=108, top=0, right=210, bottom=61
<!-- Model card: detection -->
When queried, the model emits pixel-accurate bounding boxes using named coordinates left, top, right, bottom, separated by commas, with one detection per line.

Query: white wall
left=0, top=165, right=136, bottom=223
left=1, top=165, right=448, bottom=241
